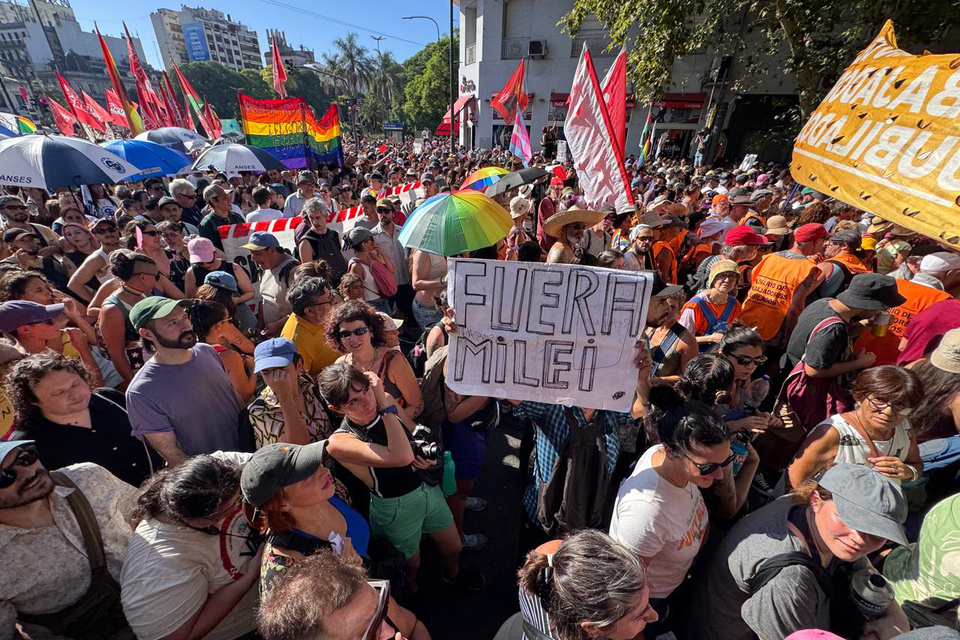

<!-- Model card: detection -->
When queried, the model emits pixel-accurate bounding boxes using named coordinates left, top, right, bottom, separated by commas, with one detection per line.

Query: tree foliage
left=400, top=35, right=458, bottom=131
left=172, top=61, right=269, bottom=120
left=562, top=0, right=960, bottom=117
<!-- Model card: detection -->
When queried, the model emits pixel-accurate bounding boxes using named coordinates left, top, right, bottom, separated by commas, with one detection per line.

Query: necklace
left=121, top=286, right=147, bottom=299
left=352, top=347, right=381, bottom=373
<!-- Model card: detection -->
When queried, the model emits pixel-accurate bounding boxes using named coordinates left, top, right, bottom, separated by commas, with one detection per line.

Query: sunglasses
left=866, top=396, right=914, bottom=416
left=0, top=447, right=40, bottom=489
left=26, top=317, right=55, bottom=327
left=336, top=326, right=370, bottom=340
left=637, top=235, right=655, bottom=242
left=141, top=229, right=159, bottom=237
left=93, top=226, right=117, bottom=234
left=134, top=270, right=160, bottom=280
left=684, top=452, right=735, bottom=476
left=4, top=205, right=27, bottom=211
left=362, top=580, right=398, bottom=640
left=730, top=354, right=767, bottom=367
left=376, top=207, right=391, bottom=213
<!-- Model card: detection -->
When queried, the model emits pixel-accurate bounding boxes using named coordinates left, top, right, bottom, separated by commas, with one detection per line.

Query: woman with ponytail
left=188, top=299, right=256, bottom=403
left=608, top=377, right=730, bottom=629
left=495, top=530, right=657, bottom=640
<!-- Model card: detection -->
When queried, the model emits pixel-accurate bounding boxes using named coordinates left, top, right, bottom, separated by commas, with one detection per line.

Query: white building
left=455, top=0, right=798, bottom=162
left=151, top=5, right=261, bottom=71
left=0, top=0, right=73, bottom=29
left=262, top=29, right=314, bottom=69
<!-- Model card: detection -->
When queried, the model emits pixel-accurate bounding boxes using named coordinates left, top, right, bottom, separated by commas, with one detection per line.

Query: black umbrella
left=484, top=167, right=550, bottom=197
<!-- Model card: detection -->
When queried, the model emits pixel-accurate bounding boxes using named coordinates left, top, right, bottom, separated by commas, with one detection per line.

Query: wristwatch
left=379, top=405, right=399, bottom=417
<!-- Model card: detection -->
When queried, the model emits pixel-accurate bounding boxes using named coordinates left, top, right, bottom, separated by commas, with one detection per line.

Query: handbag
left=349, top=258, right=398, bottom=298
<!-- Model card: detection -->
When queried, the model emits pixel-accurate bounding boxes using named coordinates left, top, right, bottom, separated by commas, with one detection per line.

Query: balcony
left=570, top=29, right=615, bottom=57
left=501, top=37, right=525, bottom=60
left=465, top=42, right=476, bottom=65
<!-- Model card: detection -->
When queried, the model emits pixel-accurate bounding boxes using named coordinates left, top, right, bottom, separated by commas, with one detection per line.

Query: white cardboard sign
left=447, top=258, right=653, bottom=412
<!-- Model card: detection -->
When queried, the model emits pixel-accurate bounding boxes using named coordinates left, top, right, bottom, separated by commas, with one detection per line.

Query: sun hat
left=861, top=236, right=877, bottom=251
left=0, top=301, right=64, bottom=333
left=764, top=215, right=790, bottom=237
left=836, top=273, right=906, bottom=310
left=818, top=463, right=908, bottom=546
left=187, top=237, right=216, bottom=263
left=919, top=252, right=960, bottom=273
left=709, top=260, right=740, bottom=286
left=509, top=196, right=532, bottom=219
left=931, top=328, right=960, bottom=374
left=129, top=296, right=192, bottom=331
left=542, top=206, right=605, bottom=237
left=698, top=218, right=725, bottom=238
left=240, top=441, right=328, bottom=508
left=377, top=312, right=404, bottom=332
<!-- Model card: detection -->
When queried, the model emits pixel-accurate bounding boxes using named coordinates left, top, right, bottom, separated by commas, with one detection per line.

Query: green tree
left=562, top=1, right=957, bottom=117
left=171, top=61, right=270, bottom=120
left=257, top=66, right=335, bottom=116
left=321, top=33, right=374, bottom=98
left=360, top=51, right=404, bottom=131
left=401, top=35, right=458, bottom=131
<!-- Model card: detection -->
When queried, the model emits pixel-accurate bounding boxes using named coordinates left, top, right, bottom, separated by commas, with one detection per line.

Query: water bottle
left=731, top=437, right=749, bottom=475
left=442, top=451, right=457, bottom=497
left=746, top=375, right=771, bottom=411
left=849, top=570, right=894, bottom=619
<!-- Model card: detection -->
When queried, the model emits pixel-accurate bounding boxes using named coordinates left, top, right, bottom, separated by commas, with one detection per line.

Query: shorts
left=369, top=484, right=452, bottom=559
left=443, top=419, right=493, bottom=480
left=412, top=300, right=443, bottom=331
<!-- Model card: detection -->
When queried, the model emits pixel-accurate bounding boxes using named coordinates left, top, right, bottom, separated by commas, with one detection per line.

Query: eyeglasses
left=141, top=230, right=159, bottom=237
left=336, top=327, right=370, bottom=340
left=866, top=396, right=914, bottom=416
left=362, top=580, right=398, bottom=640
left=730, top=354, right=767, bottom=367
left=683, top=452, right=735, bottom=476
left=0, top=447, right=40, bottom=489
left=134, top=270, right=160, bottom=281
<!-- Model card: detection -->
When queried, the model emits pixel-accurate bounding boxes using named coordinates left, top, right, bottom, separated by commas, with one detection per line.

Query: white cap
left=377, top=312, right=404, bottom=332
left=699, top=218, right=725, bottom=238
left=920, top=251, right=960, bottom=273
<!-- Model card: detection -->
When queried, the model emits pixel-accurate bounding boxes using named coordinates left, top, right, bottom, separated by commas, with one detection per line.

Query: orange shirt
left=681, top=295, right=743, bottom=336
left=653, top=240, right=678, bottom=283
left=740, top=251, right=819, bottom=341
left=854, top=278, right=953, bottom=365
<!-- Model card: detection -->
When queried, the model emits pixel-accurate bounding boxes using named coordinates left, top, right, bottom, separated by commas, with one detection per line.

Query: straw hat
left=764, top=215, right=791, bottom=237
left=932, top=328, right=960, bottom=374
left=509, top=196, right=532, bottom=219
left=543, top=206, right=605, bottom=237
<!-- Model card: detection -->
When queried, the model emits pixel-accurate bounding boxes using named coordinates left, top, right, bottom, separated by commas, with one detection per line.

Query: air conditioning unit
left=528, top=40, right=547, bottom=58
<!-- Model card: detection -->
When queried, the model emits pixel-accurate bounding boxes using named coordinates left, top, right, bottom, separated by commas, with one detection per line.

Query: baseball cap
left=370, top=172, right=384, bottom=181
left=0, top=300, right=64, bottom=333
left=253, top=337, right=299, bottom=373
left=375, top=198, right=393, bottom=210
left=342, top=227, right=374, bottom=250
left=204, top=270, right=238, bottom=293
left=650, top=270, right=683, bottom=298
left=919, top=251, right=960, bottom=273
left=240, top=441, right=328, bottom=508
left=785, top=632, right=844, bottom=640
left=3, top=228, right=38, bottom=243
left=712, top=194, right=729, bottom=206
left=724, top=225, right=768, bottom=246
left=129, top=296, right=192, bottom=331
left=203, top=184, right=228, bottom=202
left=794, top=223, right=829, bottom=243
left=187, top=237, right=216, bottom=263
left=0, top=440, right=34, bottom=463
left=89, top=218, right=117, bottom=231
left=836, top=273, right=906, bottom=310
left=931, top=328, right=960, bottom=374
left=297, top=170, right=318, bottom=185
left=420, top=172, right=435, bottom=184
left=818, top=463, right=908, bottom=545
left=828, top=230, right=862, bottom=249
left=241, top=231, right=281, bottom=251
left=550, top=176, right=564, bottom=187
left=158, top=196, right=179, bottom=208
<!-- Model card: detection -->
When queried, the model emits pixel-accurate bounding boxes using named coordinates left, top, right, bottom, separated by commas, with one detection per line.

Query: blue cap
left=0, top=440, right=34, bottom=462
left=205, top=270, right=238, bottom=293
left=241, top=231, right=281, bottom=251
left=254, top=337, right=298, bottom=373
left=0, top=301, right=64, bottom=333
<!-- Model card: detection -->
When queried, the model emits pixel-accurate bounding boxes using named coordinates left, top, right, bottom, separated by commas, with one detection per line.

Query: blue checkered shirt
left=512, top=402, right=631, bottom=523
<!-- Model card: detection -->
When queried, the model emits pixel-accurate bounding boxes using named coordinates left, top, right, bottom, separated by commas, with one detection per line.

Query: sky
left=66, top=0, right=459, bottom=70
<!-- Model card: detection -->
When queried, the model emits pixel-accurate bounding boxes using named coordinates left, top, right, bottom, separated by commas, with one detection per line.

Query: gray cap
left=158, top=196, right=179, bottom=208
left=420, top=172, right=435, bottom=184
left=297, top=170, right=318, bottom=185
left=240, top=441, right=327, bottom=508
left=343, top=226, right=374, bottom=250
left=750, top=188, right=774, bottom=202
left=202, top=184, right=228, bottom=202
left=819, top=463, right=908, bottom=545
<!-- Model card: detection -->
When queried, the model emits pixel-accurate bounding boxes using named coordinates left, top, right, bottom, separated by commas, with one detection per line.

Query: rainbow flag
left=238, top=93, right=343, bottom=169
left=15, top=116, right=36, bottom=134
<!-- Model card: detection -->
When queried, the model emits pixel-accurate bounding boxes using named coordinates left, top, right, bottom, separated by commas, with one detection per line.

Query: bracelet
left=904, top=463, right=919, bottom=482
left=379, top=405, right=399, bottom=417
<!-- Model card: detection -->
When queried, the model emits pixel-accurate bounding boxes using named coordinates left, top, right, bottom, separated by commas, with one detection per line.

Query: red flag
left=97, top=27, right=143, bottom=135
left=271, top=38, right=287, bottom=98
left=490, top=59, right=529, bottom=123
left=174, top=63, right=212, bottom=133
left=124, top=23, right=158, bottom=101
left=17, top=86, right=27, bottom=105
left=564, top=45, right=634, bottom=211
left=600, top=48, right=627, bottom=161
left=182, top=95, right=196, bottom=131
left=158, top=82, right=178, bottom=127
left=203, top=99, right=221, bottom=139
left=137, top=84, right=160, bottom=130
left=105, top=90, right=130, bottom=128
left=47, top=95, right=77, bottom=136
left=162, top=72, right=185, bottom=127
left=81, top=90, right=111, bottom=130
left=56, top=73, right=104, bottom=132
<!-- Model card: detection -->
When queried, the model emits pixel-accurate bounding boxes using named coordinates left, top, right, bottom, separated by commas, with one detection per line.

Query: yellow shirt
left=280, top=313, right=340, bottom=377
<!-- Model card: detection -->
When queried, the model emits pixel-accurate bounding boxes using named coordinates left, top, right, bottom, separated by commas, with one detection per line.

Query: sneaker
left=462, top=533, right=488, bottom=551
left=752, top=473, right=775, bottom=496
left=465, top=496, right=487, bottom=512
left=442, top=567, right=486, bottom=591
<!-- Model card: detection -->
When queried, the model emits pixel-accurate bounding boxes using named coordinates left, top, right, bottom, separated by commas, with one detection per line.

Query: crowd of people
left=1, top=135, right=960, bottom=640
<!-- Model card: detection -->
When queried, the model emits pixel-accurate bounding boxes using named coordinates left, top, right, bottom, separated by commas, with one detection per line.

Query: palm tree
left=323, top=33, right=374, bottom=98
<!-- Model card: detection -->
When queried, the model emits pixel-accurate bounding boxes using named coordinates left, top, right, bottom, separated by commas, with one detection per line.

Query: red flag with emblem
left=47, top=95, right=77, bottom=136
left=105, top=90, right=130, bottom=128
left=56, top=72, right=104, bottom=132
left=490, top=59, right=529, bottom=124
left=81, top=90, right=111, bottom=131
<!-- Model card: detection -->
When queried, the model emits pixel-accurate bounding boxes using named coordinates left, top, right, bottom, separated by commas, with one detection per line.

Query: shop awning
left=436, top=95, right=475, bottom=136
left=550, top=92, right=636, bottom=108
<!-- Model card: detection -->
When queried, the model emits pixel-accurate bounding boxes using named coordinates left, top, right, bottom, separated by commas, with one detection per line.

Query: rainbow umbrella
left=398, top=191, right=513, bottom=256
left=460, top=166, right=509, bottom=191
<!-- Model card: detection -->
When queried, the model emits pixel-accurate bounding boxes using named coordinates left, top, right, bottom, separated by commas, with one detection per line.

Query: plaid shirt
left=512, top=402, right=631, bottom=523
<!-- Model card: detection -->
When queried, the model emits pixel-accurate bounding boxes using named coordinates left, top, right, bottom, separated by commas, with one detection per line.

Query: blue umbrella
left=100, top=139, right=192, bottom=180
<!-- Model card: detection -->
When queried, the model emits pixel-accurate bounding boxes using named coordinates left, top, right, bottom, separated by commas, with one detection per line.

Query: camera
left=411, top=425, right=442, bottom=461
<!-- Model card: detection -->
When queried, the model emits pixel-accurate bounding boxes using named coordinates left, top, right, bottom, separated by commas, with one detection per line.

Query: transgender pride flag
left=508, top=110, right=532, bottom=167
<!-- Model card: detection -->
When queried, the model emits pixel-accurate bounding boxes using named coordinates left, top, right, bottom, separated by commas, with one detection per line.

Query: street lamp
left=403, top=11, right=455, bottom=154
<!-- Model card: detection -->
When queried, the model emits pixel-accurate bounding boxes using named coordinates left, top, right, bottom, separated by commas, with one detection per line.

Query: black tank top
left=188, top=260, right=238, bottom=288
left=336, top=415, right=421, bottom=499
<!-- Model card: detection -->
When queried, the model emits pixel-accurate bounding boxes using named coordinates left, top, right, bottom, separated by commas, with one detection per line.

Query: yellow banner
left=791, top=20, right=960, bottom=246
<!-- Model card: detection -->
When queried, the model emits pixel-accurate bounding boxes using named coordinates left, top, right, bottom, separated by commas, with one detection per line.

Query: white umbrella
left=135, top=127, right=208, bottom=153
left=0, top=134, right=140, bottom=189
left=190, top=143, right=286, bottom=174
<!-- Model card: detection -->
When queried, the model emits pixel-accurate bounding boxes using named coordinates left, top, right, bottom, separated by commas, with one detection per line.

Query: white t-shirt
left=609, top=445, right=708, bottom=599
left=245, top=208, right=285, bottom=223
left=120, top=452, right=258, bottom=640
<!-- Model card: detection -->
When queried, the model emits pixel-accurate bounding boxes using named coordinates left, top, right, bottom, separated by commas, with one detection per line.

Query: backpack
left=349, top=258, right=398, bottom=298
left=536, top=408, right=611, bottom=536
left=407, top=323, right=448, bottom=378
left=418, top=345, right=449, bottom=432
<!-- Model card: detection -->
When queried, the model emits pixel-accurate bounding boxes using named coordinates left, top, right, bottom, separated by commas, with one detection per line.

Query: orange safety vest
left=740, top=252, right=819, bottom=340
left=740, top=211, right=766, bottom=227
left=854, top=278, right=953, bottom=365
left=653, top=240, right=678, bottom=283
left=668, top=228, right=689, bottom=258
left=826, top=252, right=869, bottom=275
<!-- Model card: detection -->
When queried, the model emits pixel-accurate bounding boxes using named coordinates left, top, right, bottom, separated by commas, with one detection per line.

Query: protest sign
left=556, top=140, right=568, bottom=163
left=446, top=259, right=653, bottom=412
left=792, top=20, right=960, bottom=246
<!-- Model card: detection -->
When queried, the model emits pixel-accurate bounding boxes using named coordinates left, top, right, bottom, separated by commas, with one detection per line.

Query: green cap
left=240, top=441, right=327, bottom=508
left=129, top=296, right=192, bottom=331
